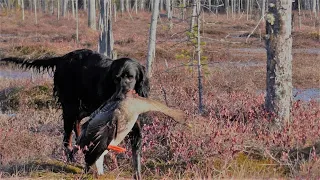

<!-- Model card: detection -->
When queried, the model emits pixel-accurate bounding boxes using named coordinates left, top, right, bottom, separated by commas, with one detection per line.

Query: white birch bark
left=98, top=0, right=113, bottom=57
left=166, top=0, right=172, bottom=29
left=265, top=0, right=293, bottom=128
left=140, top=0, right=145, bottom=10
left=22, top=0, right=25, bottom=20
left=62, top=0, right=68, bottom=17
left=76, top=0, right=79, bottom=43
left=196, top=0, right=203, bottom=114
left=190, top=0, right=197, bottom=33
left=146, top=0, right=160, bottom=77
left=88, top=0, right=96, bottom=30
left=58, top=0, right=60, bottom=20
left=34, top=0, right=37, bottom=24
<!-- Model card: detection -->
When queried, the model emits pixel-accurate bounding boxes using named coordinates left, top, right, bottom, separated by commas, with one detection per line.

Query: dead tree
left=98, top=0, right=113, bottom=58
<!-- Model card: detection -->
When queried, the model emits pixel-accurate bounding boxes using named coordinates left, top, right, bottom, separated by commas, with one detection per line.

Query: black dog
left=1, top=49, right=149, bottom=178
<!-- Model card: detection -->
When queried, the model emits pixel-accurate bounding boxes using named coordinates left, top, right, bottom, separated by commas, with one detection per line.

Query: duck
left=74, top=90, right=189, bottom=175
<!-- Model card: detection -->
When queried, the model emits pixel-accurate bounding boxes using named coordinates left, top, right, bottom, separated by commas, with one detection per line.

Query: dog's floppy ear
left=135, top=65, right=150, bottom=98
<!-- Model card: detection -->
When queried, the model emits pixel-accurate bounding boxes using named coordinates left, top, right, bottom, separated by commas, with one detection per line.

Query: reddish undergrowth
left=0, top=9, right=319, bottom=179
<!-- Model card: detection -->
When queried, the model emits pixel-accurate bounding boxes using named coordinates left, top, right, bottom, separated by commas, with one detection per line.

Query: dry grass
left=0, top=9, right=319, bottom=179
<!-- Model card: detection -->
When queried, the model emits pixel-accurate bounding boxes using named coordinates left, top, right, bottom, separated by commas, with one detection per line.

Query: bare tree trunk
left=298, top=0, right=301, bottom=29
left=42, top=0, right=46, bottom=13
left=262, top=0, right=266, bottom=20
left=72, top=0, right=75, bottom=18
left=76, top=0, right=79, bottom=43
left=160, top=0, right=163, bottom=11
left=50, top=0, right=54, bottom=15
left=150, top=0, right=153, bottom=11
left=146, top=0, right=160, bottom=77
left=313, top=0, right=317, bottom=17
left=182, top=0, right=186, bottom=20
left=246, top=0, right=249, bottom=20
left=98, top=0, right=113, bottom=57
left=113, top=1, right=117, bottom=22
left=120, top=0, right=124, bottom=13
left=231, top=0, right=234, bottom=18
left=58, top=0, right=60, bottom=19
left=125, top=0, right=129, bottom=11
left=88, top=0, right=96, bottom=30
left=134, top=0, right=138, bottom=14
left=265, top=0, right=293, bottom=129
left=83, top=0, right=87, bottom=10
left=166, top=0, right=172, bottom=29
left=226, top=0, right=229, bottom=18
left=34, top=0, right=37, bottom=24
left=62, top=0, right=68, bottom=17
left=140, top=0, right=145, bottom=10
left=196, top=0, right=203, bottom=114
left=22, top=0, right=25, bottom=20
left=190, top=0, right=197, bottom=33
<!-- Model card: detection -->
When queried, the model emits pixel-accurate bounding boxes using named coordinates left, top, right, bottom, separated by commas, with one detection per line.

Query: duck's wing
left=77, top=102, right=117, bottom=147
left=84, top=112, right=118, bottom=166
left=77, top=102, right=120, bottom=166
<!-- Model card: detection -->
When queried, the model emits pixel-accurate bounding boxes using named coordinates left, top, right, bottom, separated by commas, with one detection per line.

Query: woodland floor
left=0, top=9, right=319, bottom=179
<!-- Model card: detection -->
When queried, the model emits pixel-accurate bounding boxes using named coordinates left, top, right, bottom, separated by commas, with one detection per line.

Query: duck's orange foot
left=107, top=145, right=126, bottom=153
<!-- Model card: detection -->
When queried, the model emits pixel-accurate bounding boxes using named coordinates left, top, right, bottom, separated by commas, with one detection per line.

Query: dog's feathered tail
left=0, top=56, right=62, bottom=73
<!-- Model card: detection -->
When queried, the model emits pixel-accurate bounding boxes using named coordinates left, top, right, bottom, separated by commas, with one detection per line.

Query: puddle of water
left=293, top=88, right=320, bottom=102
left=0, top=71, right=33, bottom=79
left=0, top=69, right=52, bottom=79
left=258, top=88, right=320, bottom=102
left=209, top=61, right=265, bottom=67
left=0, top=34, right=16, bottom=37
left=233, top=48, right=320, bottom=55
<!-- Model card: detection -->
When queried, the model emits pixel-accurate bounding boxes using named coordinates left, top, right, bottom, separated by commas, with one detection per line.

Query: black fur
left=1, top=49, right=149, bottom=178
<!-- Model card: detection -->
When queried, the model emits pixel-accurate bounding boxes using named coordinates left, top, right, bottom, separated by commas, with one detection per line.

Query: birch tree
left=88, top=0, right=96, bottom=30
left=195, top=0, right=203, bottom=114
left=265, top=0, right=293, bottom=129
left=298, top=0, right=301, bottom=29
left=125, top=0, right=129, bottom=12
left=313, top=0, right=317, bottom=17
left=22, top=0, right=25, bottom=21
left=146, top=0, right=160, bottom=77
left=98, top=0, right=113, bottom=57
left=166, top=0, right=172, bottom=29
left=76, top=0, right=79, bottom=43
left=140, top=0, right=145, bottom=10
left=262, top=0, right=266, bottom=20
left=225, top=0, right=229, bottom=18
left=34, top=0, right=37, bottom=24
left=72, top=0, right=75, bottom=18
left=58, top=0, right=60, bottom=20
left=50, top=0, right=54, bottom=15
left=83, top=0, right=87, bottom=10
left=134, top=0, right=138, bottom=13
left=190, top=0, right=197, bottom=33
left=120, top=0, right=124, bottom=13
left=62, top=0, right=68, bottom=17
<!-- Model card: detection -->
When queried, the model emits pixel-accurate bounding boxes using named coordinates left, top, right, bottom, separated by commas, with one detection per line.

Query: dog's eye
left=124, top=74, right=134, bottom=79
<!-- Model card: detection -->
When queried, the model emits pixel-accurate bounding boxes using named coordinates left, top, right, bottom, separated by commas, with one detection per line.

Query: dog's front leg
left=130, top=121, right=142, bottom=180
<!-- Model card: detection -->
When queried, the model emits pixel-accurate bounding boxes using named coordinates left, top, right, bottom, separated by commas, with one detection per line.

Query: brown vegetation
left=0, top=9, right=319, bottom=179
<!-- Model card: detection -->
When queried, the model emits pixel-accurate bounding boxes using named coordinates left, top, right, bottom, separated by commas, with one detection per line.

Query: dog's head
left=108, top=58, right=149, bottom=99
